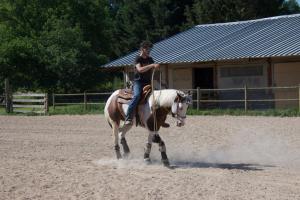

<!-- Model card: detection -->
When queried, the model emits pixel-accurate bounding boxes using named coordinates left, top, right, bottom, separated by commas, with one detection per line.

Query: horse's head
left=171, top=91, right=192, bottom=127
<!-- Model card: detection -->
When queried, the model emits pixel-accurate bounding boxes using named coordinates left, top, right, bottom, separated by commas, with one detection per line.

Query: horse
left=104, top=88, right=192, bottom=167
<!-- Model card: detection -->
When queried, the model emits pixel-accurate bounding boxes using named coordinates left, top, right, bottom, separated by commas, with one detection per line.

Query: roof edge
left=196, top=14, right=300, bottom=28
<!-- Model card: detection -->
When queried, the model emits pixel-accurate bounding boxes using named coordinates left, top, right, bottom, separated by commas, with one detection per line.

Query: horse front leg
left=145, top=132, right=170, bottom=167
left=152, top=133, right=170, bottom=167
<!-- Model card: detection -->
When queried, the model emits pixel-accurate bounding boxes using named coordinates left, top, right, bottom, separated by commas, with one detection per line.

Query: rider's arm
left=136, top=63, right=159, bottom=73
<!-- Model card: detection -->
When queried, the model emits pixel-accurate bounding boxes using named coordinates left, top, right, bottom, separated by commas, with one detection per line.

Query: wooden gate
left=12, top=93, right=48, bottom=114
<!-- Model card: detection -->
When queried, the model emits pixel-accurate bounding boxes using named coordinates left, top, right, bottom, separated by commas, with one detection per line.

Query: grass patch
left=0, top=104, right=105, bottom=116
left=187, top=108, right=300, bottom=117
left=49, top=104, right=105, bottom=115
left=0, top=107, right=6, bottom=115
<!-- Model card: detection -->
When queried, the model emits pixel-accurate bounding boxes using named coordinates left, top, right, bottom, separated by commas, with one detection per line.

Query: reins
left=151, top=68, right=162, bottom=131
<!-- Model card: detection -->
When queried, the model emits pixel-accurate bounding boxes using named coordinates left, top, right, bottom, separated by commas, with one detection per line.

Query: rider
left=123, top=41, right=169, bottom=128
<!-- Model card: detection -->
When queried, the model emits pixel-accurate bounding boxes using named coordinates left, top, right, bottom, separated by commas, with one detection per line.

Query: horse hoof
left=162, top=159, right=170, bottom=167
left=116, top=154, right=122, bottom=159
left=144, top=158, right=152, bottom=165
left=123, top=153, right=130, bottom=159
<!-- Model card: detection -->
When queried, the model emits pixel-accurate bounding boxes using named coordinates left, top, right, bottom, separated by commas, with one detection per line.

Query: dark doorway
left=193, top=68, right=214, bottom=89
left=193, top=67, right=216, bottom=109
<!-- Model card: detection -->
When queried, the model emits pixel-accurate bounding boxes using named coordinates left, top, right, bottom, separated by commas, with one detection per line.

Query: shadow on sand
left=170, top=161, right=275, bottom=171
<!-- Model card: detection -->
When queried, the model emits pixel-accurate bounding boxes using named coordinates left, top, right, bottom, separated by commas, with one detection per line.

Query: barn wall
left=122, top=57, right=300, bottom=109
left=168, top=59, right=271, bottom=90
left=273, top=61, right=300, bottom=108
left=171, top=68, right=193, bottom=89
left=217, top=63, right=268, bottom=89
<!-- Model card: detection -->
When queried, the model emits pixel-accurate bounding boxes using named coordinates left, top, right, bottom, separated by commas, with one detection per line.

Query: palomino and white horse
left=104, top=88, right=192, bottom=167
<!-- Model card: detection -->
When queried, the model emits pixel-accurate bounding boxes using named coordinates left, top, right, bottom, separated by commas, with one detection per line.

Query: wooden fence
left=0, top=95, right=5, bottom=107
left=12, top=93, right=48, bottom=114
left=51, top=85, right=300, bottom=111
left=52, top=92, right=111, bottom=110
left=2, top=83, right=300, bottom=113
left=184, top=85, right=300, bottom=111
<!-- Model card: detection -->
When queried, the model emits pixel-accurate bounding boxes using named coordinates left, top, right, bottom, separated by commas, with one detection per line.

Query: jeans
left=125, top=80, right=146, bottom=121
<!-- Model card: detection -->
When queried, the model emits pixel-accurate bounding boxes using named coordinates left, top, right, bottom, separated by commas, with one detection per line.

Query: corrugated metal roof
left=103, top=14, right=300, bottom=68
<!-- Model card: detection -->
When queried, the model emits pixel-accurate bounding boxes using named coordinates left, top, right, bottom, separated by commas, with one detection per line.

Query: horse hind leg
left=120, top=138, right=130, bottom=158
left=119, top=122, right=133, bottom=158
left=111, top=122, right=122, bottom=159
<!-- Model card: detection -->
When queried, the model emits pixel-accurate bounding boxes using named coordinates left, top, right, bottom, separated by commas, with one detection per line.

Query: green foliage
left=0, top=0, right=299, bottom=93
left=0, top=0, right=112, bottom=93
left=187, top=108, right=300, bottom=117
left=49, top=104, right=104, bottom=115
left=95, top=76, right=123, bottom=91
left=184, top=0, right=287, bottom=26
left=281, top=0, right=300, bottom=14
left=110, top=0, right=194, bottom=58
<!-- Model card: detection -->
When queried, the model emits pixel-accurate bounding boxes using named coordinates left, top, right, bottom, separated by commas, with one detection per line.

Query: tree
left=0, top=0, right=113, bottom=92
left=110, top=0, right=194, bottom=58
left=281, top=0, right=300, bottom=14
left=184, top=0, right=286, bottom=26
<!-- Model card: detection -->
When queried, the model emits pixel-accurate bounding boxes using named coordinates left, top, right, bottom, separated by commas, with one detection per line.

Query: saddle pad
left=117, top=84, right=152, bottom=104
left=117, top=98, right=130, bottom=104
left=118, top=89, right=133, bottom=100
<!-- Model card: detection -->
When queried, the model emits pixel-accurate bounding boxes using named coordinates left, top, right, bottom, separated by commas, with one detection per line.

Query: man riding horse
left=104, top=41, right=192, bottom=167
left=122, top=41, right=169, bottom=128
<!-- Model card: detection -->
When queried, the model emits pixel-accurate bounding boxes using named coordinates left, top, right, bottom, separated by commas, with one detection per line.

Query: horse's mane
left=149, top=89, right=179, bottom=108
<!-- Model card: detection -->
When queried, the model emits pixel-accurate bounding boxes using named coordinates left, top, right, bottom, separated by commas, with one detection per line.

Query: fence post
left=52, top=93, right=55, bottom=110
left=84, top=92, right=87, bottom=110
left=197, top=87, right=201, bottom=110
left=244, top=85, right=248, bottom=112
left=44, top=93, right=49, bottom=114
left=298, top=84, right=300, bottom=112
left=4, top=78, right=12, bottom=113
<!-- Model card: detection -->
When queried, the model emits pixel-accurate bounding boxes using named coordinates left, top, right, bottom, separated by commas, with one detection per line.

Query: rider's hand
left=153, top=63, right=160, bottom=69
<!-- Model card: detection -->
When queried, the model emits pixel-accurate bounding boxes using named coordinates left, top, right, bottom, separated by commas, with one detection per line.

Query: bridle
left=171, top=98, right=187, bottom=122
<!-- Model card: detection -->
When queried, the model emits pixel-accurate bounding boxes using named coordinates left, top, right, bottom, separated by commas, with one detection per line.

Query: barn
left=103, top=14, right=300, bottom=109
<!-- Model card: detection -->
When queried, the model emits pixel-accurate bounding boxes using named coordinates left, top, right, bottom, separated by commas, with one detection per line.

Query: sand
left=0, top=115, right=300, bottom=200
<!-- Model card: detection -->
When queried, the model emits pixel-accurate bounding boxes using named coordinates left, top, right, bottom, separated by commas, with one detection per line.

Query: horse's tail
left=104, top=90, right=120, bottom=129
left=107, top=120, right=112, bottom=128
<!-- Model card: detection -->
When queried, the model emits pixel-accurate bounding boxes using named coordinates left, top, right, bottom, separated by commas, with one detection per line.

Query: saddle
left=117, top=85, right=152, bottom=105
left=113, top=85, right=170, bottom=129
left=116, top=85, right=152, bottom=127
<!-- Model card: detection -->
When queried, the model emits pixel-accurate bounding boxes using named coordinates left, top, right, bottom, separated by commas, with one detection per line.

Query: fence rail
left=2, top=84, right=300, bottom=113
left=51, top=85, right=300, bottom=112
left=186, top=85, right=300, bottom=111
left=52, top=92, right=110, bottom=110
left=12, top=93, right=48, bottom=114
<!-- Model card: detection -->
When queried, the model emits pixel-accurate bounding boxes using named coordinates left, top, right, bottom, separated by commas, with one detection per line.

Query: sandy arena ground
left=0, top=115, right=300, bottom=200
